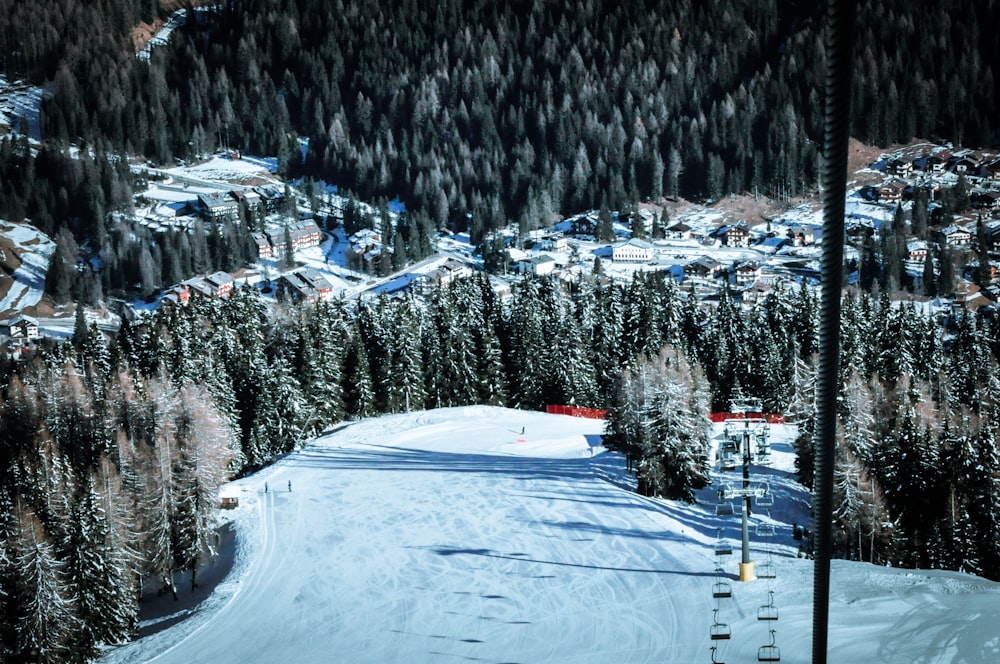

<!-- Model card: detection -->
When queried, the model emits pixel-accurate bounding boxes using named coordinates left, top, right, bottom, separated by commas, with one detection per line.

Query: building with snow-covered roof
left=203, top=271, right=235, bottom=297
left=611, top=238, right=654, bottom=262
left=198, top=192, right=238, bottom=221
left=935, top=224, right=972, bottom=247
left=8, top=314, right=39, bottom=340
left=717, top=223, right=752, bottom=247
left=664, top=222, right=693, bottom=240
left=512, top=255, right=556, bottom=276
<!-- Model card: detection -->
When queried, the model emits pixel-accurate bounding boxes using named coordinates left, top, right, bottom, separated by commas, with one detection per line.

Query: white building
left=611, top=238, right=654, bottom=262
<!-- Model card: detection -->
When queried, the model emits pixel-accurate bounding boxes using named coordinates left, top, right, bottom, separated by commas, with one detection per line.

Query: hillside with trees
left=2, top=0, right=1000, bottom=659
left=2, top=0, right=998, bottom=245
left=1, top=270, right=1000, bottom=657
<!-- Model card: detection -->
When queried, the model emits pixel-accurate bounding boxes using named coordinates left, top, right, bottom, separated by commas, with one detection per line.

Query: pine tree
left=12, top=502, right=77, bottom=663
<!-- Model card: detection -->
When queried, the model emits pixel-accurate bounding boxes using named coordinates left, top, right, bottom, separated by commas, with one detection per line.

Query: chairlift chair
left=758, top=591, right=778, bottom=621
left=710, top=609, right=731, bottom=641
left=756, top=523, right=775, bottom=538
left=756, top=562, right=776, bottom=579
left=758, top=604, right=779, bottom=621
left=710, top=645, right=725, bottom=664
left=712, top=580, right=732, bottom=598
left=756, top=491, right=774, bottom=508
left=757, top=629, right=780, bottom=662
left=716, top=501, right=735, bottom=517
left=719, top=451, right=737, bottom=471
left=714, top=541, right=733, bottom=556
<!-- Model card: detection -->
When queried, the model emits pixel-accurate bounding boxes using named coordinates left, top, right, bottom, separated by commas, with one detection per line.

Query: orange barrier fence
left=546, top=404, right=609, bottom=420
left=709, top=412, right=785, bottom=424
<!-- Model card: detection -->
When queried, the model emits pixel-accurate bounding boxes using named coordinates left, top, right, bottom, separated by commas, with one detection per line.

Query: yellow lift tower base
left=739, top=561, right=756, bottom=582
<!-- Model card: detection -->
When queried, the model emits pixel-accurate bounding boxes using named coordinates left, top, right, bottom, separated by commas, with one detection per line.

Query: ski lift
left=757, top=629, right=781, bottom=662
left=756, top=523, right=776, bottom=538
left=756, top=490, right=774, bottom=509
left=710, top=645, right=725, bottom=664
left=758, top=591, right=778, bottom=621
left=710, top=609, right=731, bottom=641
left=712, top=580, right=732, bottom=598
left=714, top=541, right=733, bottom=556
left=716, top=501, right=735, bottom=517
left=757, top=562, right=776, bottom=579
left=719, top=450, right=738, bottom=471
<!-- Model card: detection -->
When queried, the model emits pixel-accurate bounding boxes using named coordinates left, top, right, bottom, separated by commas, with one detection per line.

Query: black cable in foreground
left=813, top=0, right=855, bottom=663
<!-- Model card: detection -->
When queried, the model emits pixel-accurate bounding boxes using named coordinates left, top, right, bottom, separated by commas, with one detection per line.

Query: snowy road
left=101, top=407, right=1000, bottom=664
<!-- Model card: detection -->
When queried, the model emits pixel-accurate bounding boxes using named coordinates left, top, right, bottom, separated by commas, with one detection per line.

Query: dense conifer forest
left=2, top=0, right=1000, bottom=658
left=2, top=0, right=999, bottom=247
left=4, top=274, right=1000, bottom=659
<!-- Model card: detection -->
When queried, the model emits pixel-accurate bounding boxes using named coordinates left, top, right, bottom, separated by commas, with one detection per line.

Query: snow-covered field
left=0, top=219, right=55, bottom=315
left=99, top=407, right=1000, bottom=664
left=0, top=73, right=44, bottom=139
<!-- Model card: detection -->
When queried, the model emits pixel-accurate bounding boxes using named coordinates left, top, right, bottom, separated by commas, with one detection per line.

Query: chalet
left=741, top=281, right=772, bottom=307
left=184, top=277, right=213, bottom=298
left=718, top=223, right=752, bottom=248
left=348, top=228, right=382, bottom=255
left=440, top=259, right=471, bottom=284
left=878, top=179, right=907, bottom=204
left=203, top=271, right=234, bottom=297
left=733, top=262, right=761, bottom=286
left=906, top=239, right=928, bottom=263
left=219, top=485, right=240, bottom=509
left=611, top=238, right=654, bottom=262
left=539, top=234, right=569, bottom=252
left=684, top=256, right=723, bottom=279
left=570, top=214, right=598, bottom=236
left=513, top=255, right=556, bottom=277
left=954, top=153, right=985, bottom=177
left=664, top=222, right=693, bottom=240
left=952, top=280, right=993, bottom=313
left=198, top=192, right=238, bottom=221
left=986, top=158, right=1000, bottom=184
left=936, top=224, right=972, bottom=247
left=787, top=225, right=816, bottom=246
left=8, top=314, right=39, bottom=340
left=886, top=158, right=913, bottom=178
left=926, top=151, right=952, bottom=174
left=971, top=190, right=1000, bottom=212
left=845, top=223, right=875, bottom=245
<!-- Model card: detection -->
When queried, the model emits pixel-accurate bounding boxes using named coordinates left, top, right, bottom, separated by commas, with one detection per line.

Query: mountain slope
left=100, top=407, right=1000, bottom=663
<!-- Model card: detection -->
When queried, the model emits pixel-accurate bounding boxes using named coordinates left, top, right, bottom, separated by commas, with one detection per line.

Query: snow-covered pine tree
left=12, top=501, right=77, bottom=663
left=66, top=475, right=136, bottom=656
left=171, top=387, right=232, bottom=590
left=387, top=297, right=427, bottom=413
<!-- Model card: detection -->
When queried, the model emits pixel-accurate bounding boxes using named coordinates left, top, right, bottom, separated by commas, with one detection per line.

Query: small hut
left=219, top=485, right=241, bottom=509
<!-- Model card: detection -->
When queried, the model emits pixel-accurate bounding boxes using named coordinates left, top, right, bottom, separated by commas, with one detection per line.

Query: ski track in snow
left=100, top=407, right=1000, bottom=664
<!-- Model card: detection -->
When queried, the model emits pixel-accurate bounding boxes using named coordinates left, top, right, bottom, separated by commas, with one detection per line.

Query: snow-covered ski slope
left=102, top=406, right=1000, bottom=663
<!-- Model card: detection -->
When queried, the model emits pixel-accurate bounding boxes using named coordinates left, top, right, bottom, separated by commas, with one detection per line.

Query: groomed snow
left=0, top=219, right=55, bottom=314
left=100, top=407, right=1000, bottom=663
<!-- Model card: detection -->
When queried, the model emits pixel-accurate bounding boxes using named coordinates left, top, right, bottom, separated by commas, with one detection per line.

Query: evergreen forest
left=4, top=274, right=1000, bottom=657
left=2, top=0, right=1000, bottom=658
